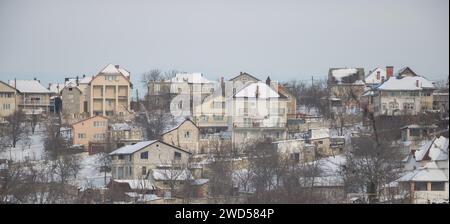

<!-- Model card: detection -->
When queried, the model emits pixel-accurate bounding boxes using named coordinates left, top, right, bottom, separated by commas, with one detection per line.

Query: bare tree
left=4, top=110, right=28, bottom=148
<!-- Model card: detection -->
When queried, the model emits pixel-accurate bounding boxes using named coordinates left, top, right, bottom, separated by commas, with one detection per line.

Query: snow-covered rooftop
left=234, top=82, right=281, bottom=99
left=377, top=76, right=435, bottom=91
left=113, top=179, right=155, bottom=190
left=48, top=83, right=65, bottom=94
left=152, top=169, right=192, bottom=181
left=171, top=73, right=212, bottom=84
left=397, top=161, right=448, bottom=182
left=98, top=64, right=130, bottom=77
left=414, top=136, right=449, bottom=162
left=310, top=128, right=330, bottom=140
left=109, top=140, right=158, bottom=155
left=9, top=80, right=52, bottom=93
left=331, top=68, right=358, bottom=82
left=365, top=67, right=387, bottom=85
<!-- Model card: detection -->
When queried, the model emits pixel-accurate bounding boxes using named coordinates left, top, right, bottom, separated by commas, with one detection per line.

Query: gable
left=72, top=115, right=108, bottom=128
left=230, top=72, right=260, bottom=82
left=398, top=67, right=418, bottom=77
left=0, top=81, right=17, bottom=92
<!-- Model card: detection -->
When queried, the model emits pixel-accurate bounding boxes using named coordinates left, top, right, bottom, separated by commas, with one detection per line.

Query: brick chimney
left=386, top=66, right=394, bottom=79
left=266, top=76, right=271, bottom=86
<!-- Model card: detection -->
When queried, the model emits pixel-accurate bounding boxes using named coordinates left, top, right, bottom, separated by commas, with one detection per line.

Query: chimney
left=76, top=76, right=79, bottom=86
left=255, top=85, right=260, bottom=98
left=83, top=74, right=86, bottom=78
left=115, top=65, right=120, bottom=69
left=220, top=77, right=225, bottom=97
left=386, top=66, right=394, bottom=79
left=266, top=76, right=271, bottom=86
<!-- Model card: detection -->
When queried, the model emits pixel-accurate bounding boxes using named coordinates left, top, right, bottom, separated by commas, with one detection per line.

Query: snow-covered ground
left=0, top=127, right=110, bottom=190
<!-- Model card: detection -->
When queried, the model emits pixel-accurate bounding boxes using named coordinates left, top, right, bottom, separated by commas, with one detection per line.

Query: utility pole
left=311, top=76, right=314, bottom=87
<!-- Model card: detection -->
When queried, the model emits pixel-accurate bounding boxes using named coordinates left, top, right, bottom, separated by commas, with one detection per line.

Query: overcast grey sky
left=0, top=0, right=448, bottom=89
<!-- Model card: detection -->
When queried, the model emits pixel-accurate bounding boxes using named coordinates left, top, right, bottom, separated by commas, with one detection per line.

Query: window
left=140, top=151, right=148, bottom=159
left=213, top=101, right=225, bottom=109
left=105, top=75, right=117, bottom=81
left=112, top=167, right=116, bottom=178
left=174, top=152, right=182, bottom=161
left=118, top=155, right=124, bottom=160
left=431, top=182, right=445, bottom=191
left=291, top=153, right=300, bottom=163
left=2, top=104, right=11, bottom=110
left=410, top=128, right=420, bottom=137
left=376, top=72, right=380, bottom=80
left=414, top=182, right=427, bottom=191
left=318, top=140, right=323, bottom=144
left=154, top=84, right=160, bottom=92
left=213, top=115, right=223, bottom=120
left=129, top=167, right=133, bottom=176
left=69, top=88, right=73, bottom=91
left=78, top=133, right=86, bottom=139
left=184, top=131, right=190, bottom=138
left=118, top=167, right=124, bottom=179
left=141, top=166, right=147, bottom=175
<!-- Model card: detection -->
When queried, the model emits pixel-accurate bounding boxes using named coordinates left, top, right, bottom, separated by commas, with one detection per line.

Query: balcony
left=233, top=122, right=286, bottom=129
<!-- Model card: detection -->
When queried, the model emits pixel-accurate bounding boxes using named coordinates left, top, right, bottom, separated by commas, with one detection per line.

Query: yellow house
left=193, top=94, right=228, bottom=129
left=72, top=115, right=109, bottom=154
left=0, top=81, right=18, bottom=122
left=161, top=119, right=200, bottom=154
left=87, top=64, right=132, bottom=118
left=9, top=79, right=52, bottom=115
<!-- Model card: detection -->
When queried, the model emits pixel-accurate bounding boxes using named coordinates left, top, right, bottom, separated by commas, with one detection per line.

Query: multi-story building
left=372, top=67, right=436, bottom=116
left=86, top=64, right=132, bottom=118
left=0, top=81, right=18, bottom=122
left=8, top=79, right=52, bottom=115
left=60, top=75, right=92, bottom=123
left=231, top=81, right=288, bottom=150
left=71, top=115, right=109, bottom=154
left=109, top=140, right=191, bottom=180
left=146, top=79, right=174, bottom=112
left=170, top=73, right=217, bottom=117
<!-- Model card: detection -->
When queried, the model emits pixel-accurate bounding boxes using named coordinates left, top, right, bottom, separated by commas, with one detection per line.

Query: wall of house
left=0, top=82, right=17, bottom=120
left=161, top=121, right=200, bottom=154
left=61, top=86, right=83, bottom=122
left=111, top=143, right=190, bottom=180
left=72, top=116, right=108, bottom=149
left=89, top=74, right=131, bottom=117
left=374, top=90, right=435, bottom=116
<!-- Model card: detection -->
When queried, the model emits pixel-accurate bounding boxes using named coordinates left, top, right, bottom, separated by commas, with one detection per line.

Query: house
left=327, top=68, right=365, bottom=115
left=278, top=84, right=297, bottom=117
left=365, top=66, right=394, bottom=87
left=401, top=124, right=437, bottom=150
left=0, top=80, right=18, bottom=122
left=231, top=81, right=288, bottom=150
left=146, top=79, right=175, bottom=112
left=273, top=139, right=316, bottom=163
left=433, top=91, right=449, bottom=119
left=59, top=75, right=93, bottom=124
left=398, top=136, right=449, bottom=203
left=8, top=79, right=52, bottom=115
left=71, top=115, right=109, bottom=154
left=227, top=72, right=260, bottom=97
left=161, top=119, right=200, bottom=154
left=306, top=128, right=333, bottom=157
left=109, top=140, right=191, bottom=180
left=109, top=122, right=144, bottom=148
left=169, top=73, right=217, bottom=117
left=86, top=64, right=132, bottom=118
left=373, top=67, right=436, bottom=116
